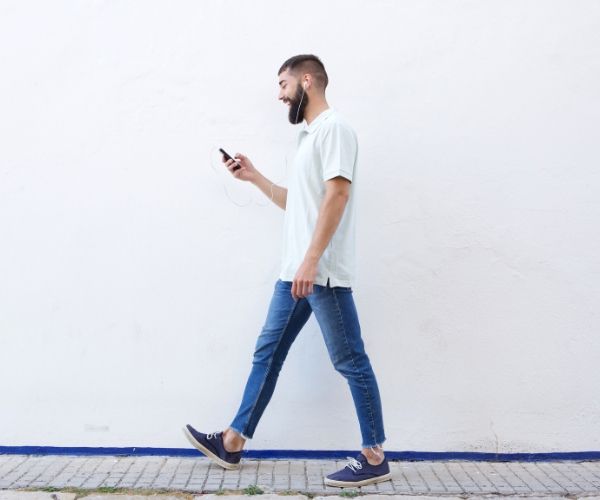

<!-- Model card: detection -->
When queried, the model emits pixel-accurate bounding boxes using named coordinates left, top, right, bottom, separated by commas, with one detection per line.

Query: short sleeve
left=319, top=121, right=358, bottom=182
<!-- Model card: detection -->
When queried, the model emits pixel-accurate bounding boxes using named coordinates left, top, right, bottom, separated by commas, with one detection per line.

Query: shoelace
left=206, top=432, right=220, bottom=440
left=344, top=456, right=363, bottom=472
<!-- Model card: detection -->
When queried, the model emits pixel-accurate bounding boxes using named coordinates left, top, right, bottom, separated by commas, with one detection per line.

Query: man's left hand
left=291, top=258, right=319, bottom=301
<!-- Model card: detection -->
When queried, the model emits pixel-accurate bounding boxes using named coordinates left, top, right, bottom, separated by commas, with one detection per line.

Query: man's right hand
left=222, top=153, right=258, bottom=183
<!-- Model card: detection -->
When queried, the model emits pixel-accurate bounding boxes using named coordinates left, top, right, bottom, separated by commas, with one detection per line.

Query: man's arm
left=223, top=153, right=288, bottom=210
left=252, top=172, right=288, bottom=210
left=291, top=176, right=351, bottom=300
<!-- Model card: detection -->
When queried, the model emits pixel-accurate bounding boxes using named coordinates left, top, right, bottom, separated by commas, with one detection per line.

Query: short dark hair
left=278, top=54, right=329, bottom=90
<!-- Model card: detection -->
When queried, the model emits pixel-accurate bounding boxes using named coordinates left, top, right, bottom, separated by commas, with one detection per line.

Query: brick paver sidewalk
left=1, top=455, right=600, bottom=496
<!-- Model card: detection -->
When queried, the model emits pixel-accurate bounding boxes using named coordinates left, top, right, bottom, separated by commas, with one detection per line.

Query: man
left=184, top=54, right=391, bottom=487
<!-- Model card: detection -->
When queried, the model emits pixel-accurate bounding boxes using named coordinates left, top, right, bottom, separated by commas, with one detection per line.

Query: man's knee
left=331, top=351, right=371, bottom=378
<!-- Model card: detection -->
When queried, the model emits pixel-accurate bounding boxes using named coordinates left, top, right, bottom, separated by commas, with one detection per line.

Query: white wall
left=1, top=0, right=599, bottom=453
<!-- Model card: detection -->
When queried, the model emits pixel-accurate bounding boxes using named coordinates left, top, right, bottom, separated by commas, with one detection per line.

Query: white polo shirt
left=279, top=107, right=358, bottom=288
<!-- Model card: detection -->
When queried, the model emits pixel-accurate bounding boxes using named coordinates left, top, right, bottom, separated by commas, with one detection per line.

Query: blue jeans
left=230, top=279, right=386, bottom=448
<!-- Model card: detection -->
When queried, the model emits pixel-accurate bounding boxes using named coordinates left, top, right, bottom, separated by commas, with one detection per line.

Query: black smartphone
left=219, top=148, right=241, bottom=171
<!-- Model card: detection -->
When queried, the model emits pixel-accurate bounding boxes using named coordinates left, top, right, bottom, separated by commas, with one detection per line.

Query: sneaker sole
left=324, top=472, right=392, bottom=487
left=182, top=426, right=241, bottom=470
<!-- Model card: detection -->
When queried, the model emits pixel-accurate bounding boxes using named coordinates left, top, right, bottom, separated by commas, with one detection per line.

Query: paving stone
left=552, top=461, right=600, bottom=493
left=467, top=497, right=566, bottom=500
left=415, top=462, right=449, bottom=493
left=1, top=454, right=600, bottom=496
left=359, top=497, right=464, bottom=500
left=0, top=493, right=76, bottom=500
left=290, top=475, right=307, bottom=490
left=402, top=464, right=430, bottom=492
left=537, top=462, right=578, bottom=494
left=203, top=480, right=224, bottom=490
left=374, top=478, right=395, bottom=493
left=83, top=496, right=182, bottom=500
left=196, top=496, right=307, bottom=500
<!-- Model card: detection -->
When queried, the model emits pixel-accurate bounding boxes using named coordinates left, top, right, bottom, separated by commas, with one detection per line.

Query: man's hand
left=222, top=152, right=259, bottom=183
left=291, top=257, right=319, bottom=301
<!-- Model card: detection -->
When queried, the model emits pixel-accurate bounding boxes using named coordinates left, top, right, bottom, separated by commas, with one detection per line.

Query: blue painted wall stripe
left=1, top=446, right=600, bottom=461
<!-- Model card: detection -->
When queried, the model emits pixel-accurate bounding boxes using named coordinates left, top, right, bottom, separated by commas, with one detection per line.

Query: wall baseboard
left=1, top=446, right=599, bottom=461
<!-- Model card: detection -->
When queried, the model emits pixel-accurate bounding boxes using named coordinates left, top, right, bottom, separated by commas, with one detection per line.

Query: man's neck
left=304, top=99, right=330, bottom=125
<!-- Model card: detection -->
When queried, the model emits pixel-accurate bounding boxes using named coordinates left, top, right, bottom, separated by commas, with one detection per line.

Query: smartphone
left=219, top=148, right=241, bottom=171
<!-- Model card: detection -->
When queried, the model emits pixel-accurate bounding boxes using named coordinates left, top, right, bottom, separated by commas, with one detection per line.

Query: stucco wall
left=1, top=0, right=599, bottom=453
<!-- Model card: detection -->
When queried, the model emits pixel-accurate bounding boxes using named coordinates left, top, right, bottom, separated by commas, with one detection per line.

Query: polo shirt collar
left=301, top=107, right=334, bottom=134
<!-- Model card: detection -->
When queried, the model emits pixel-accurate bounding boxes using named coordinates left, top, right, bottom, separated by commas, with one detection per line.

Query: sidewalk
left=1, top=454, right=600, bottom=498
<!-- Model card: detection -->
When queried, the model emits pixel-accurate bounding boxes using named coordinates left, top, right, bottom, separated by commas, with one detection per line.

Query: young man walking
left=184, top=54, right=391, bottom=487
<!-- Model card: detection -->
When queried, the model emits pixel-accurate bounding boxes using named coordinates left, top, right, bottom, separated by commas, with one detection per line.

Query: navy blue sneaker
left=324, top=453, right=392, bottom=487
left=182, top=424, right=242, bottom=470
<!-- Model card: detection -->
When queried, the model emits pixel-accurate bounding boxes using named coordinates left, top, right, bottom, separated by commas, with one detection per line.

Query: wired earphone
left=295, top=81, right=308, bottom=125
left=211, top=80, right=309, bottom=207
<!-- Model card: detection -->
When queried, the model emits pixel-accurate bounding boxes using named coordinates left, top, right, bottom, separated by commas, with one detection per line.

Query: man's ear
left=302, top=74, right=312, bottom=90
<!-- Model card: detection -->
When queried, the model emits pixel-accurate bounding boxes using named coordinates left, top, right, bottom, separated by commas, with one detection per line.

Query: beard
left=287, top=85, right=308, bottom=124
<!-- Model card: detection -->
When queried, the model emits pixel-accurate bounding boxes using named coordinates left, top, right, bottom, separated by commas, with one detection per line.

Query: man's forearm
left=304, top=191, right=349, bottom=263
left=252, top=172, right=287, bottom=210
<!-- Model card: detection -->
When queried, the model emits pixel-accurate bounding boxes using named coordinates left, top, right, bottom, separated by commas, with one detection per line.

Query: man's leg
left=185, top=280, right=312, bottom=468
left=227, top=279, right=313, bottom=444
left=307, top=281, right=390, bottom=486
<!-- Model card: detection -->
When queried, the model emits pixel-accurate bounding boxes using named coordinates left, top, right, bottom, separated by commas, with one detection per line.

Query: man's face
left=278, top=70, right=308, bottom=125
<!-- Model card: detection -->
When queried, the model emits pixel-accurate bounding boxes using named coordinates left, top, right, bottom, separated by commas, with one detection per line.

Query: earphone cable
left=209, top=146, right=291, bottom=208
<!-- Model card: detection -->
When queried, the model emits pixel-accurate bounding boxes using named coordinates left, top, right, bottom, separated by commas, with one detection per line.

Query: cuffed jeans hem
left=361, top=436, right=387, bottom=449
left=229, top=424, right=251, bottom=441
